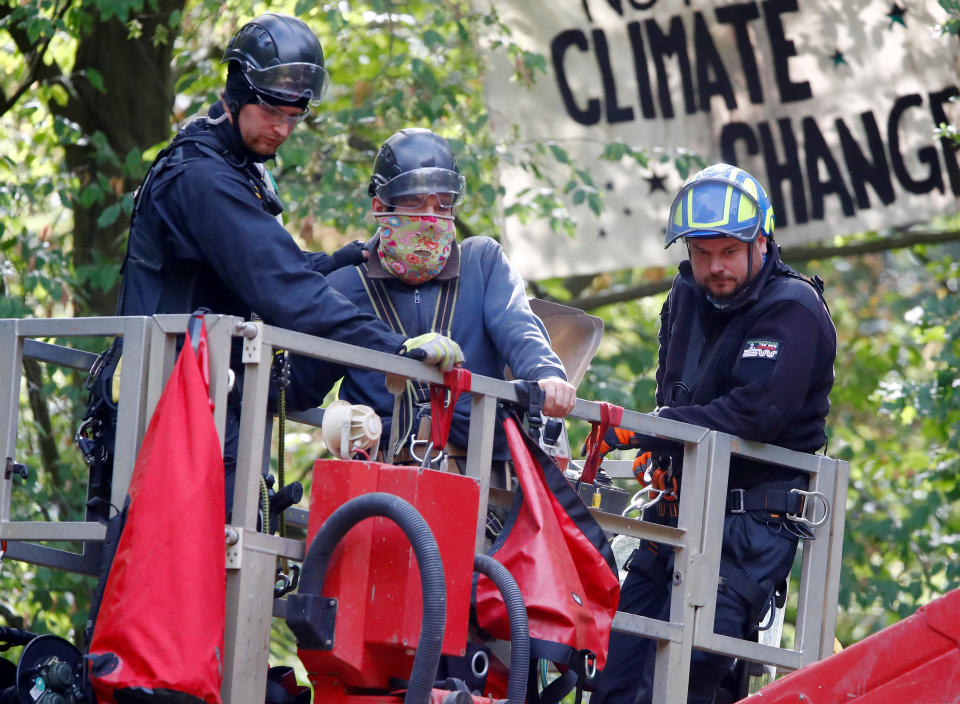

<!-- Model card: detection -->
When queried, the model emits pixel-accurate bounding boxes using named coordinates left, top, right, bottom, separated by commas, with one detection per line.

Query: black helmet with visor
left=222, top=13, right=328, bottom=106
left=368, top=128, right=465, bottom=213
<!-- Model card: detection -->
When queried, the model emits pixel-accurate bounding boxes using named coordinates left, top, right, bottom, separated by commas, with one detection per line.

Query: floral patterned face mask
left=375, top=213, right=456, bottom=285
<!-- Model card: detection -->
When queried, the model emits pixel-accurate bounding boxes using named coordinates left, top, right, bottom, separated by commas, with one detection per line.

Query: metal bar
left=691, top=433, right=732, bottom=647
left=0, top=521, right=106, bottom=540
left=14, top=316, right=151, bottom=337
left=819, top=458, right=849, bottom=659
left=464, top=393, right=497, bottom=553
left=205, top=314, right=236, bottom=450
left=23, top=339, right=98, bottom=370
left=651, top=434, right=714, bottom=704
left=222, top=528, right=279, bottom=704
left=0, top=321, right=23, bottom=523
left=611, top=611, right=684, bottom=644
left=2, top=541, right=100, bottom=575
left=698, top=632, right=805, bottom=671
left=793, top=456, right=835, bottom=663
left=111, top=317, right=151, bottom=503
left=590, top=512, right=687, bottom=547
left=728, top=436, right=824, bottom=475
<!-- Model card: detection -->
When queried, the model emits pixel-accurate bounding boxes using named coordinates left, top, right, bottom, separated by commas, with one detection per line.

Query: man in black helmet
left=115, top=16, right=462, bottom=512
left=287, top=127, right=576, bottom=463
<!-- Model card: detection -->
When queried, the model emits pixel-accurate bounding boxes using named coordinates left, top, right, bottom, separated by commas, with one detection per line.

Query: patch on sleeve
left=742, top=339, right=781, bottom=360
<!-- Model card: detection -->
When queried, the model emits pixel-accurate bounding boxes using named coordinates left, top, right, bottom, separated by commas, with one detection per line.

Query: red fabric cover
left=474, top=417, right=620, bottom=668
left=742, top=588, right=960, bottom=703
left=88, top=323, right=225, bottom=704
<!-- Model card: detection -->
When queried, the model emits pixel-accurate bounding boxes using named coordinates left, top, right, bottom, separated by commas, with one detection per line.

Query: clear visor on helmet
left=665, top=178, right=763, bottom=248
left=244, top=62, right=329, bottom=105
left=375, top=168, right=466, bottom=212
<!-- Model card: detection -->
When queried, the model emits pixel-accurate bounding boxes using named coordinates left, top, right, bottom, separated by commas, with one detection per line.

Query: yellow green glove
left=400, top=333, right=464, bottom=372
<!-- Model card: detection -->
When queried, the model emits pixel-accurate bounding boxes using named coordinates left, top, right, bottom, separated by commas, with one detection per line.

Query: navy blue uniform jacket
left=653, top=243, right=836, bottom=488
left=116, top=102, right=403, bottom=356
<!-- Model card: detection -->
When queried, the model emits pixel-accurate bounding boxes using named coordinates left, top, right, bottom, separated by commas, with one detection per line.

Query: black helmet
left=222, top=13, right=327, bottom=104
left=368, top=128, right=465, bottom=209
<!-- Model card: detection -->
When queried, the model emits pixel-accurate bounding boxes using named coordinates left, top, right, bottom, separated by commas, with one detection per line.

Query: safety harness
left=354, top=264, right=459, bottom=463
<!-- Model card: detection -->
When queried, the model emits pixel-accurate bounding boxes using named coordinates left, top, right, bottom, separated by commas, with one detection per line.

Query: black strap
left=526, top=641, right=599, bottom=704
left=356, top=266, right=459, bottom=456
left=725, top=488, right=805, bottom=515
left=679, top=300, right=705, bottom=397
left=718, top=560, right=772, bottom=625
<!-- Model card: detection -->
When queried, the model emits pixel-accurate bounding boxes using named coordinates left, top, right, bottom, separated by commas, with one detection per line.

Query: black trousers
left=592, top=510, right=799, bottom=704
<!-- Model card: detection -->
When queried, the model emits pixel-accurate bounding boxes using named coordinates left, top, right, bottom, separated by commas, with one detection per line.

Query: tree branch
left=565, top=229, right=960, bottom=311
left=23, top=359, right=63, bottom=486
left=0, top=1, right=69, bottom=116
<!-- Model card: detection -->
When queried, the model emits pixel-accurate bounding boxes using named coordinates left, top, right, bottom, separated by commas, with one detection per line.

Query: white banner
left=483, top=0, right=960, bottom=279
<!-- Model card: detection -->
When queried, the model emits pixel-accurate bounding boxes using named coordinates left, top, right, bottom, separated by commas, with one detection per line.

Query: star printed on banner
left=831, top=49, right=847, bottom=68
left=887, top=3, right=906, bottom=27
left=645, top=172, right=668, bottom=193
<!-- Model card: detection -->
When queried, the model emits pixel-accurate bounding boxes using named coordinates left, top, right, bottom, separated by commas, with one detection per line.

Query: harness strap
left=429, top=368, right=471, bottom=452
left=581, top=402, right=624, bottom=485
left=356, top=266, right=459, bottom=459
left=526, top=640, right=599, bottom=704
left=726, top=488, right=805, bottom=516
left=718, top=560, right=774, bottom=628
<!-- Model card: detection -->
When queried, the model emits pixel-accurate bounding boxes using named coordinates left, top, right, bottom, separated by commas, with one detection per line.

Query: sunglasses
left=254, top=96, right=310, bottom=128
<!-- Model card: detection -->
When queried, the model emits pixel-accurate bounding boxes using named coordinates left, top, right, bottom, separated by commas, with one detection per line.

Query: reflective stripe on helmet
left=665, top=163, right=774, bottom=248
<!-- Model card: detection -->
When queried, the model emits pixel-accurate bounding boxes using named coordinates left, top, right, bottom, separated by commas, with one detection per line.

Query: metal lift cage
left=0, top=314, right=849, bottom=704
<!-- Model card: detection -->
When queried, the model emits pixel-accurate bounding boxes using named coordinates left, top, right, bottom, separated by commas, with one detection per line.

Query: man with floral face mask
left=288, top=127, right=576, bottom=462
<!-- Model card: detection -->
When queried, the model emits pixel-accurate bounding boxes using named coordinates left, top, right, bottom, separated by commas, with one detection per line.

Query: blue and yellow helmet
left=665, top=163, right=774, bottom=248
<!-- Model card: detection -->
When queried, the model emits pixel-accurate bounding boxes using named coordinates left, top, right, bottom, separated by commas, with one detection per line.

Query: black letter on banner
left=627, top=21, right=657, bottom=118
left=803, top=117, right=855, bottom=219
left=720, top=122, right=760, bottom=163
left=836, top=112, right=894, bottom=209
left=929, top=86, right=960, bottom=195
left=552, top=29, right=602, bottom=126
left=759, top=119, right=807, bottom=226
left=693, top=12, right=737, bottom=111
left=888, top=93, right=944, bottom=195
left=580, top=0, right=625, bottom=23
left=762, top=0, right=812, bottom=103
left=646, top=16, right=696, bottom=117
left=592, top=29, right=635, bottom=124
left=716, top=2, right=764, bottom=104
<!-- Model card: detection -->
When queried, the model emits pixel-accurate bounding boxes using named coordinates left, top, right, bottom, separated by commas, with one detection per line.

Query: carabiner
left=409, top=437, right=446, bottom=469
left=621, top=486, right=667, bottom=517
left=787, top=488, right=830, bottom=527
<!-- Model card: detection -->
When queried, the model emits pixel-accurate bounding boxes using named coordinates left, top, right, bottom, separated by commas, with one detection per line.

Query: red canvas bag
left=87, top=317, right=225, bottom=704
left=474, top=414, right=620, bottom=702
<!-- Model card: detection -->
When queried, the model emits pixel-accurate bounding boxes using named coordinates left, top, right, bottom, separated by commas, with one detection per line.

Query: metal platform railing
left=0, top=314, right=848, bottom=704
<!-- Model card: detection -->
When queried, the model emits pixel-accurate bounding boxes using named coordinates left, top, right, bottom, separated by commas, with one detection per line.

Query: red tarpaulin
left=88, top=319, right=225, bottom=704
left=743, top=588, right=960, bottom=703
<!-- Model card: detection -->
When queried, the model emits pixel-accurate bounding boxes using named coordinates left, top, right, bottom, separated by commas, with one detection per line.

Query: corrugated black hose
left=292, top=493, right=445, bottom=704
left=473, top=554, right=530, bottom=704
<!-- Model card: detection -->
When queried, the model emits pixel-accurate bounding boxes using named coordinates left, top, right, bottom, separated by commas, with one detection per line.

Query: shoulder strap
left=354, top=266, right=459, bottom=458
